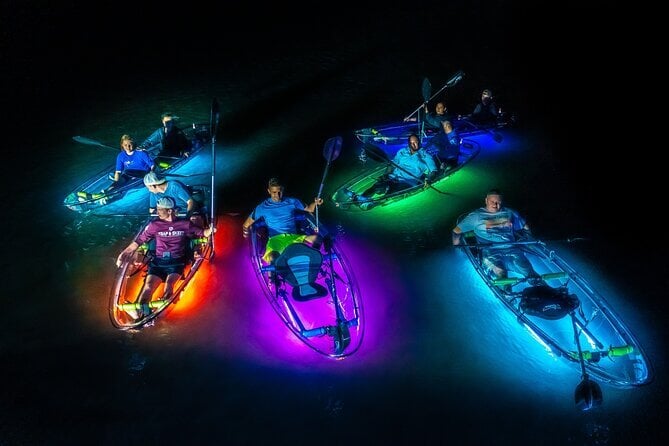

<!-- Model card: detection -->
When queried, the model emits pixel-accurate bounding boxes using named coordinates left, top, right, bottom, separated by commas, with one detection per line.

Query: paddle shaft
left=210, top=98, right=220, bottom=253
left=384, top=158, right=447, bottom=195
left=404, top=70, right=464, bottom=121
left=72, top=136, right=118, bottom=151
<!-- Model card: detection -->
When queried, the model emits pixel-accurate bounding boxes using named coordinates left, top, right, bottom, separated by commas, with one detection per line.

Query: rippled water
left=4, top=4, right=665, bottom=445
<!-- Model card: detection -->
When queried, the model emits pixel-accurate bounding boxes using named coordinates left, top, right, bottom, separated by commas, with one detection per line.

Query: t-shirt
left=457, top=207, right=527, bottom=244
left=135, top=218, right=205, bottom=259
left=149, top=181, right=192, bottom=211
left=250, top=197, right=305, bottom=237
left=115, top=150, right=154, bottom=173
left=389, top=147, right=437, bottom=185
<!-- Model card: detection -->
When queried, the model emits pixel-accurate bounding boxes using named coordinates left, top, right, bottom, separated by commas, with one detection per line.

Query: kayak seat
left=275, top=243, right=328, bottom=302
left=519, top=284, right=580, bottom=320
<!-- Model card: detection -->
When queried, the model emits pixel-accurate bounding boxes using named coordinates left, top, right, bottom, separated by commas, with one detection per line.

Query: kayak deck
left=459, top=233, right=653, bottom=388
left=248, top=214, right=364, bottom=358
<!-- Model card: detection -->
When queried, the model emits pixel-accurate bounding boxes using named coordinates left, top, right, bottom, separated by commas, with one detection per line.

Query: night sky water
left=3, top=2, right=665, bottom=445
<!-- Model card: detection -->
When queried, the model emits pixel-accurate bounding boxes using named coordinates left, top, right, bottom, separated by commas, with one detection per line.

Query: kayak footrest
left=301, top=318, right=359, bottom=338
left=568, top=345, right=634, bottom=362
left=118, top=300, right=169, bottom=310
left=493, top=271, right=569, bottom=287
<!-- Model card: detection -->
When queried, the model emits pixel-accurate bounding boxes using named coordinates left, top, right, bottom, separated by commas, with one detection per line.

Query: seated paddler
left=242, top=177, right=323, bottom=264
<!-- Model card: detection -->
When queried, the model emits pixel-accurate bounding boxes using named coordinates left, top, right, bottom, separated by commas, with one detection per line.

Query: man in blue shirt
left=143, top=172, right=206, bottom=227
left=242, top=178, right=323, bottom=263
left=452, top=189, right=538, bottom=280
left=350, top=133, right=437, bottom=209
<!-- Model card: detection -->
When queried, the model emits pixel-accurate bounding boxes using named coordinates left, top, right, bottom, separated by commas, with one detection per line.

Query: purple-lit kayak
left=248, top=213, right=364, bottom=358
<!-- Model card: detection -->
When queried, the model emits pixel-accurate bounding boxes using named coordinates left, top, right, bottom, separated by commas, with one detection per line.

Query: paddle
left=315, top=136, right=343, bottom=228
left=362, top=143, right=450, bottom=195
left=455, top=237, right=588, bottom=249
left=419, top=77, right=432, bottom=143
left=459, top=116, right=504, bottom=143
left=209, top=98, right=220, bottom=254
left=73, top=135, right=118, bottom=151
left=422, top=77, right=432, bottom=103
left=404, top=70, right=465, bottom=121
left=570, top=312, right=603, bottom=411
left=163, top=172, right=209, bottom=178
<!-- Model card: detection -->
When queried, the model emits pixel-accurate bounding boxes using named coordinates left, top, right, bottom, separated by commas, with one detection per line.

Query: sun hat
left=143, top=171, right=167, bottom=186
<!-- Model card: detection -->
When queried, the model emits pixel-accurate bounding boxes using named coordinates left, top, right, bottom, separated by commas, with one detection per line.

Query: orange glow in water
left=165, top=215, right=239, bottom=319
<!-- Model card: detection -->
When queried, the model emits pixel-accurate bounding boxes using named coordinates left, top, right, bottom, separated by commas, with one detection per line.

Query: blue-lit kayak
left=458, top=230, right=654, bottom=409
left=248, top=212, right=364, bottom=358
left=108, top=185, right=214, bottom=330
left=63, top=123, right=210, bottom=214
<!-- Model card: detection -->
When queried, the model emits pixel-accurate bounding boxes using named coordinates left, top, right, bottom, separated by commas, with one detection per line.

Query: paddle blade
left=210, top=98, right=220, bottom=135
left=422, top=77, right=432, bottom=103
left=575, top=378, right=603, bottom=411
left=73, top=136, right=118, bottom=150
left=363, top=143, right=390, bottom=163
left=323, top=136, right=343, bottom=162
left=445, top=70, right=465, bottom=87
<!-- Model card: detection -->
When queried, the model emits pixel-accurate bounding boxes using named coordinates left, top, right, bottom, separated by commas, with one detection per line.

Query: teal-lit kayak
left=63, top=123, right=210, bottom=214
left=457, top=230, right=654, bottom=409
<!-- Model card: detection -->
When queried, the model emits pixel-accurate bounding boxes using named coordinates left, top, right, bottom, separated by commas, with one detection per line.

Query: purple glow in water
left=214, top=233, right=410, bottom=372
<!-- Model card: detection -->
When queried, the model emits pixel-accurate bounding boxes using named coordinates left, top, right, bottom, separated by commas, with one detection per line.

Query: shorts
left=263, top=233, right=308, bottom=263
left=482, top=248, right=534, bottom=278
left=148, top=257, right=186, bottom=281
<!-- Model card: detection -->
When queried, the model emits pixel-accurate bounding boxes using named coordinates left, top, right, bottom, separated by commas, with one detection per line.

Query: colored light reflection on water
left=215, top=230, right=410, bottom=371
left=414, top=241, right=656, bottom=406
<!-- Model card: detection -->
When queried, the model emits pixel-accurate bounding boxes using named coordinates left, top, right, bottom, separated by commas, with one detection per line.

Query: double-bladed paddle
left=315, top=136, right=343, bottom=228
left=362, top=143, right=449, bottom=195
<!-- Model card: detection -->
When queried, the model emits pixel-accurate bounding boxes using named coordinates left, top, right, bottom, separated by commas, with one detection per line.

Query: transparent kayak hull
left=248, top=215, right=364, bottom=358
left=64, top=123, right=210, bottom=214
left=459, top=233, right=654, bottom=388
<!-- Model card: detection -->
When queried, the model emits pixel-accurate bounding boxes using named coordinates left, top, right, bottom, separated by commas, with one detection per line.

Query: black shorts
left=148, top=257, right=186, bottom=281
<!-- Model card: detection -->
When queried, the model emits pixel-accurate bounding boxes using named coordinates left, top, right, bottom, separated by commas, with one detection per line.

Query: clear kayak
left=457, top=230, right=654, bottom=409
left=331, top=137, right=481, bottom=211
left=63, top=123, right=211, bottom=214
left=247, top=213, right=364, bottom=358
left=108, top=185, right=214, bottom=330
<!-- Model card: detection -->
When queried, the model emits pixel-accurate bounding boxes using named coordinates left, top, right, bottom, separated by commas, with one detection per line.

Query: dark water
left=3, top=3, right=665, bottom=445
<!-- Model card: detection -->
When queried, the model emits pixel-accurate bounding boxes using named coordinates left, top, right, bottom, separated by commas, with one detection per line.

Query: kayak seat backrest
left=275, top=243, right=328, bottom=302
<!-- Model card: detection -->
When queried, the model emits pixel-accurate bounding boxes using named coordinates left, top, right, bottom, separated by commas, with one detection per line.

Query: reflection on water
left=6, top=14, right=665, bottom=446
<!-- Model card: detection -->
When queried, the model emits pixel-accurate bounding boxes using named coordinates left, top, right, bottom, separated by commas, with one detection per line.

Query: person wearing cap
left=143, top=172, right=196, bottom=218
left=242, top=177, right=323, bottom=264
left=138, top=112, right=191, bottom=160
left=470, top=88, right=500, bottom=125
left=115, top=196, right=214, bottom=319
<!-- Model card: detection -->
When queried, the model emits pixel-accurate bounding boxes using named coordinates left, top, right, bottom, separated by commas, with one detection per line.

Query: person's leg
left=162, top=273, right=182, bottom=299
left=304, top=233, right=323, bottom=250
left=482, top=251, right=507, bottom=279
left=138, top=275, right=162, bottom=304
left=126, top=274, right=162, bottom=319
left=505, top=250, right=538, bottom=278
